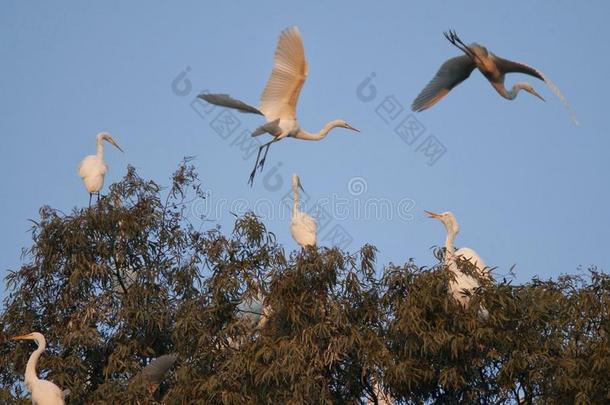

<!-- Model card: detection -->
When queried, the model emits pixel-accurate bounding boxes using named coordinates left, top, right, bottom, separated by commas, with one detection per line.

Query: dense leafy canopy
left=1, top=163, right=608, bottom=404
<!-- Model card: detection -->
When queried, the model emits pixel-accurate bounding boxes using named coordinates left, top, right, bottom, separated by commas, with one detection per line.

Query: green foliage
left=1, top=162, right=608, bottom=404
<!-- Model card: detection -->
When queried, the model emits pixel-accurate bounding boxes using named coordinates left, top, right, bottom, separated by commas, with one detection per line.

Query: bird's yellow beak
left=109, top=138, right=124, bottom=153
left=345, top=123, right=360, bottom=132
left=11, top=333, right=33, bottom=341
left=528, top=88, right=545, bottom=102
left=425, top=210, right=441, bottom=219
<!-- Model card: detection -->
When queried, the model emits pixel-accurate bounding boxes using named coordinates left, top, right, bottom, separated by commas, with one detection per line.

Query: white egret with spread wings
left=412, top=30, right=578, bottom=124
left=199, top=26, right=359, bottom=185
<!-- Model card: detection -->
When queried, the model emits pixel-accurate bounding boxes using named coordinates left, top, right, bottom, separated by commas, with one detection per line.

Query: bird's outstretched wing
left=198, top=93, right=263, bottom=115
left=259, top=26, right=309, bottom=121
left=494, top=57, right=544, bottom=80
left=412, top=55, right=476, bottom=112
left=495, top=56, right=579, bottom=125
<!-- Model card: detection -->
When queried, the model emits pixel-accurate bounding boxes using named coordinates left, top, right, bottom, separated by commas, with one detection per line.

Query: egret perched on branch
left=236, top=291, right=271, bottom=330
left=198, top=26, right=360, bottom=186
left=227, top=291, right=273, bottom=349
left=426, top=211, right=489, bottom=313
left=412, top=30, right=578, bottom=124
left=11, top=332, right=70, bottom=405
left=78, top=132, right=123, bottom=206
left=290, top=174, right=316, bottom=248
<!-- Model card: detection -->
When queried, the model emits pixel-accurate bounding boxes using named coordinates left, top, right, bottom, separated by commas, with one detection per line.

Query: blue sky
left=2, top=1, right=608, bottom=298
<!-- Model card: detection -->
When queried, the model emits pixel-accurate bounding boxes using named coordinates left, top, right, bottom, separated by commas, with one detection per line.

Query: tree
left=1, top=162, right=608, bottom=404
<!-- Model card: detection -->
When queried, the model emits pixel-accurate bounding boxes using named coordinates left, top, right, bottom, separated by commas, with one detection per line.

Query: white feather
left=77, top=132, right=122, bottom=197
left=290, top=174, right=317, bottom=248
left=290, top=211, right=317, bottom=247
left=78, top=155, right=108, bottom=193
left=31, top=379, right=65, bottom=405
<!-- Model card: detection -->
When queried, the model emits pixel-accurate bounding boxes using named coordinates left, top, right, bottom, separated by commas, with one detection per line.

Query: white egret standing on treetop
left=426, top=210, right=490, bottom=314
left=198, top=26, right=359, bottom=186
left=78, top=132, right=123, bottom=206
left=11, top=332, right=69, bottom=405
left=290, top=174, right=316, bottom=248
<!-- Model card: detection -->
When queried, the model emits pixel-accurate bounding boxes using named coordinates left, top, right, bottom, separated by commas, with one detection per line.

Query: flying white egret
left=290, top=174, right=316, bottom=248
left=426, top=210, right=489, bottom=313
left=11, top=332, right=70, bottom=405
left=78, top=132, right=123, bottom=206
left=412, top=30, right=578, bottom=124
left=198, top=26, right=360, bottom=185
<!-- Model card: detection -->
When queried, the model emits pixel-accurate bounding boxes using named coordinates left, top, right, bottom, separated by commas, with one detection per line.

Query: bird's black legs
left=451, top=31, right=483, bottom=63
left=444, top=30, right=468, bottom=54
left=248, top=146, right=266, bottom=186
left=248, top=138, right=280, bottom=186
left=88, top=192, right=102, bottom=207
left=449, top=30, right=467, bottom=48
left=444, top=30, right=478, bottom=62
left=258, top=140, right=275, bottom=170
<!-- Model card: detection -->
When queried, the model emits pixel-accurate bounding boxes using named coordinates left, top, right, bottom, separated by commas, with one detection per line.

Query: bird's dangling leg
left=258, top=134, right=284, bottom=171
left=89, top=193, right=93, bottom=207
left=97, top=192, right=100, bottom=203
left=248, top=145, right=266, bottom=186
left=258, top=143, right=273, bottom=172
left=248, top=137, right=280, bottom=186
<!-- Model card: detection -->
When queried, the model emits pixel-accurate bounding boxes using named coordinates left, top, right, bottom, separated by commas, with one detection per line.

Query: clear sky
left=2, top=1, right=609, bottom=298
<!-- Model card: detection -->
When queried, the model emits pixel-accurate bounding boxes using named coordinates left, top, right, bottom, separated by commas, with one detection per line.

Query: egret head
left=97, top=132, right=124, bottom=152
left=425, top=210, right=459, bottom=235
left=292, top=174, right=305, bottom=192
left=515, top=82, right=545, bottom=101
left=335, top=120, right=360, bottom=132
left=11, top=332, right=45, bottom=346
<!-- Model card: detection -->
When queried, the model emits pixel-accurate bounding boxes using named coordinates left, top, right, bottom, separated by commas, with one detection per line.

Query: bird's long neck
left=292, top=184, right=299, bottom=216
left=96, top=137, right=105, bottom=158
left=296, top=120, right=343, bottom=141
left=493, top=81, right=526, bottom=100
left=444, top=228, right=456, bottom=266
left=24, top=341, right=44, bottom=389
